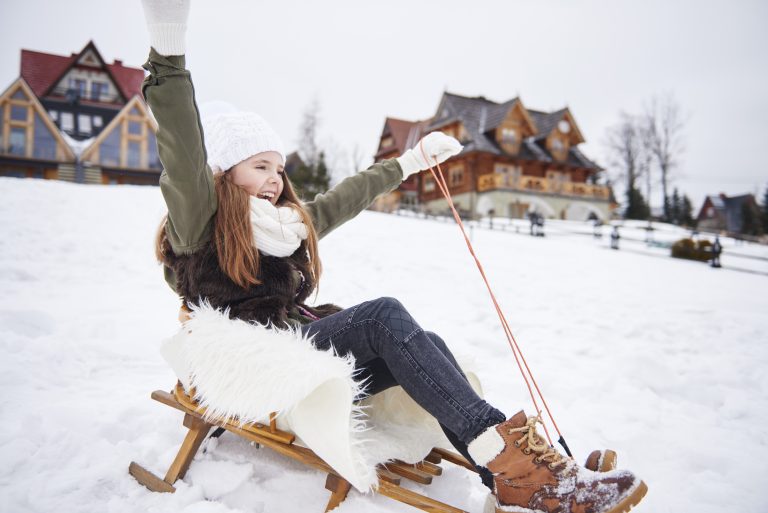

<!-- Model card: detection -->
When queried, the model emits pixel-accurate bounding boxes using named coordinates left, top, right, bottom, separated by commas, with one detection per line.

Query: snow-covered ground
left=1, top=177, right=766, bottom=513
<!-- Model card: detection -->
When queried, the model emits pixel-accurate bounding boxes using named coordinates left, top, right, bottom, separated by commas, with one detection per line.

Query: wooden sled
left=129, top=382, right=477, bottom=512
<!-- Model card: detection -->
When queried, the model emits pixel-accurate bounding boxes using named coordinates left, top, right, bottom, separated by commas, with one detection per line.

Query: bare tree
left=604, top=112, right=650, bottom=219
left=350, top=143, right=368, bottom=175
left=637, top=117, right=655, bottom=220
left=645, top=93, right=686, bottom=221
left=298, top=97, right=321, bottom=168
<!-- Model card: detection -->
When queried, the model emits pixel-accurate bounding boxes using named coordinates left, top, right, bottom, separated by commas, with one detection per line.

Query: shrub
left=671, top=238, right=715, bottom=262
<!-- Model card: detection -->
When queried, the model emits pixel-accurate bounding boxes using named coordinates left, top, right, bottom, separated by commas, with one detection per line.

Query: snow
left=1, top=177, right=767, bottom=513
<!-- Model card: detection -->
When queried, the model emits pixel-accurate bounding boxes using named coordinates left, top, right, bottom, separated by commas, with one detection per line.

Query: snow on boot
left=585, top=449, right=618, bottom=472
left=468, top=411, right=647, bottom=513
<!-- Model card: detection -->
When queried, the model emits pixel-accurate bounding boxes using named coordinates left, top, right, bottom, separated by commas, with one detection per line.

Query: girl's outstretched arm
left=306, top=132, right=461, bottom=239
left=141, top=0, right=217, bottom=255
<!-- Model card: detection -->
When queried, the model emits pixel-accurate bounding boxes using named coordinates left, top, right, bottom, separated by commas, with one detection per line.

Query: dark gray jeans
left=300, top=296, right=505, bottom=488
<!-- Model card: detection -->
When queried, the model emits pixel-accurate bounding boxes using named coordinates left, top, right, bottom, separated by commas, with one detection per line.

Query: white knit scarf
left=249, top=197, right=308, bottom=257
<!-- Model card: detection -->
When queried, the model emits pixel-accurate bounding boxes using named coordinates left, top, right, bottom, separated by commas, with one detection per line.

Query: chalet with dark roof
left=1, top=41, right=161, bottom=185
left=375, top=92, right=611, bottom=220
left=697, top=193, right=761, bottom=234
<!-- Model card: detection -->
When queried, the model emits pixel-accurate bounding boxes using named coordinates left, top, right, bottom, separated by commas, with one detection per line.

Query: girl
left=141, top=2, right=646, bottom=512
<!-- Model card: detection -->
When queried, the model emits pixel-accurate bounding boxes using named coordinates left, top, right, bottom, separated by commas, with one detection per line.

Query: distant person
left=611, top=226, right=621, bottom=250
left=711, top=236, right=723, bottom=268
left=593, top=219, right=604, bottom=239
left=142, top=1, right=646, bottom=511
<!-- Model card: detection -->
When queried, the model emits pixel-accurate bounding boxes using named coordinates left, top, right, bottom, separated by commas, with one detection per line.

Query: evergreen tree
left=741, top=200, right=764, bottom=236
left=625, top=186, right=650, bottom=220
left=762, top=185, right=768, bottom=234
left=291, top=151, right=331, bottom=201
left=670, top=188, right=681, bottom=224
left=681, top=195, right=695, bottom=227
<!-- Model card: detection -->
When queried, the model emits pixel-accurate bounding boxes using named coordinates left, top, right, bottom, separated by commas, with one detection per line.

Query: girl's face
left=229, top=151, right=285, bottom=205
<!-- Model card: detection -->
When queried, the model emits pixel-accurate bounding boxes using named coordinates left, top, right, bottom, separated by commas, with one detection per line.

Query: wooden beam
left=163, top=414, right=211, bottom=484
left=384, top=461, right=432, bottom=484
left=324, top=474, right=352, bottom=512
left=376, top=480, right=468, bottom=513
left=128, top=462, right=176, bottom=493
left=430, top=449, right=477, bottom=473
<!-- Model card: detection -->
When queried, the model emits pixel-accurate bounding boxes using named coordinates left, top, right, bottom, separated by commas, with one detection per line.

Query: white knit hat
left=202, top=112, right=286, bottom=173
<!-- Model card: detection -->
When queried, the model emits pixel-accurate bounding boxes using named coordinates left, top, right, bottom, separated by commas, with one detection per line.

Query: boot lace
left=507, top=414, right=567, bottom=469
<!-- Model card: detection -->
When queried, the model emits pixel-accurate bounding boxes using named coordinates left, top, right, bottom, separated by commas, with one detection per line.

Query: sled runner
left=129, top=382, right=477, bottom=512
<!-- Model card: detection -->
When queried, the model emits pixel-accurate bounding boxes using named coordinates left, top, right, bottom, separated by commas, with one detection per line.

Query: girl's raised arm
left=141, top=0, right=217, bottom=254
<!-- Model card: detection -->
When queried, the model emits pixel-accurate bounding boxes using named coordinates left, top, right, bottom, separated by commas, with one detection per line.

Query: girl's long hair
left=155, top=171, right=322, bottom=291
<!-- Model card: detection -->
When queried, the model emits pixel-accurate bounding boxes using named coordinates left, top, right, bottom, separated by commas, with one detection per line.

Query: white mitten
left=396, top=132, right=463, bottom=180
left=141, top=0, right=191, bottom=56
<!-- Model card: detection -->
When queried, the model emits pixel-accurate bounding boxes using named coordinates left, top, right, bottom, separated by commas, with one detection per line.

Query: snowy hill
left=1, top=177, right=766, bottom=513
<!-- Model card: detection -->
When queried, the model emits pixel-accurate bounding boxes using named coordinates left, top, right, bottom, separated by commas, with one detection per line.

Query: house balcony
left=477, top=173, right=610, bottom=200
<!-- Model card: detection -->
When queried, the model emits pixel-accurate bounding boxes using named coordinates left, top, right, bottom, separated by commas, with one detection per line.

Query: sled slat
left=424, top=451, right=443, bottom=464
left=393, top=459, right=443, bottom=477
left=377, top=479, right=468, bottom=513
left=376, top=467, right=402, bottom=485
left=385, top=461, right=433, bottom=484
left=415, top=460, right=443, bottom=476
left=431, top=448, right=478, bottom=473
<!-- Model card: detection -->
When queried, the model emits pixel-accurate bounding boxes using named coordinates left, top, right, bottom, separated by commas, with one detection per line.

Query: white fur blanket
left=160, top=303, right=482, bottom=492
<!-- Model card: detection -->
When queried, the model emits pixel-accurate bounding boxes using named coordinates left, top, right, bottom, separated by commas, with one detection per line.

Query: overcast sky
left=2, top=0, right=766, bottom=208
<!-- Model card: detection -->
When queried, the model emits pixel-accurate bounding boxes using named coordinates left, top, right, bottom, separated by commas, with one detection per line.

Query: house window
left=33, top=114, right=57, bottom=160
left=78, top=114, right=92, bottom=134
left=11, top=105, right=28, bottom=121
left=551, top=138, right=564, bottom=152
left=128, top=120, right=142, bottom=135
left=9, top=127, right=27, bottom=155
left=101, top=129, right=121, bottom=166
left=49, top=110, right=58, bottom=121
left=91, top=81, right=108, bottom=102
left=93, top=116, right=103, bottom=128
left=61, top=112, right=74, bottom=131
left=449, top=165, right=464, bottom=187
left=380, top=136, right=393, bottom=148
left=69, top=78, right=87, bottom=97
left=127, top=140, right=142, bottom=168
left=501, top=128, right=517, bottom=144
left=147, top=131, right=160, bottom=169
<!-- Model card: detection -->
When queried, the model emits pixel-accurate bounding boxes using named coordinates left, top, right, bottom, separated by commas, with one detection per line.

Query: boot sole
left=605, top=480, right=647, bottom=513
left=491, top=480, right=648, bottom=513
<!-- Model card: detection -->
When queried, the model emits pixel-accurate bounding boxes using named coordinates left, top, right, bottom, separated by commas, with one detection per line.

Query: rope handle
left=417, top=141, right=568, bottom=451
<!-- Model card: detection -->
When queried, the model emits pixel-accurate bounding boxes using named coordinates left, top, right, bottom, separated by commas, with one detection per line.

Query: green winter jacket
left=141, top=49, right=404, bottom=301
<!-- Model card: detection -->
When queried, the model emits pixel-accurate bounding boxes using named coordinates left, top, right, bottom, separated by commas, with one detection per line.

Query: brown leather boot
left=468, top=411, right=647, bottom=513
left=585, top=449, right=618, bottom=472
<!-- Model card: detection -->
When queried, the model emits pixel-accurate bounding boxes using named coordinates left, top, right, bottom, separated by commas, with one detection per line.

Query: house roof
left=384, top=117, right=419, bottom=155
left=20, top=42, right=144, bottom=101
left=528, top=108, right=567, bottom=139
left=411, top=92, right=598, bottom=168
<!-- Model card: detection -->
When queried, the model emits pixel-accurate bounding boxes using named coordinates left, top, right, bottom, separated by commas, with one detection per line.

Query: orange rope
left=419, top=142, right=564, bottom=446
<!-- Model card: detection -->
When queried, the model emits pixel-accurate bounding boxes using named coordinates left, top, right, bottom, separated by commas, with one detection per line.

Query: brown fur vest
left=162, top=236, right=343, bottom=327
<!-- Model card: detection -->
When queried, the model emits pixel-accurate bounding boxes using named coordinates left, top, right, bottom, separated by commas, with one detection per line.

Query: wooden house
left=0, top=41, right=161, bottom=185
left=697, top=193, right=761, bottom=234
left=374, top=92, right=612, bottom=221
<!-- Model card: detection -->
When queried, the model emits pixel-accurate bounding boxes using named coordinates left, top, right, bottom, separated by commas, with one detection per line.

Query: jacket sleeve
left=305, top=158, right=404, bottom=240
left=142, top=48, right=217, bottom=254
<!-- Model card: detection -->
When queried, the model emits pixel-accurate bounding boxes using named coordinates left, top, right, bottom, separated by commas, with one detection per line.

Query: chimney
left=114, top=59, right=123, bottom=66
